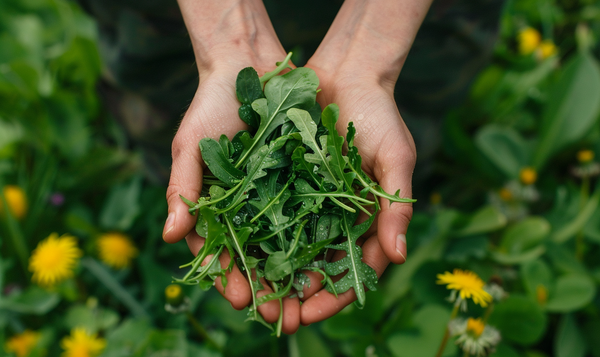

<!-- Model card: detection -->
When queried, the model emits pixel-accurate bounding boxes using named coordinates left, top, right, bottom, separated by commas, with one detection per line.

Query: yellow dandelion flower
left=0, top=185, right=27, bottom=220
left=536, top=284, right=548, bottom=305
left=29, top=233, right=82, bottom=287
left=577, top=149, right=594, bottom=163
left=165, top=284, right=183, bottom=304
left=4, top=330, right=40, bottom=357
left=97, top=232, right=138, bottom=269
left=498, top=187, right=513, bottom=202
left=61, top=328, right=105, bottom=357
left=519, top=167, right=537, bottom=185
left=437, top=269, right=493, bottom=307
left=466, top=318, right=486, bottom=338
left=538, top=40, right=557, bottom=59
left=518, top=27, right=541, bottom=55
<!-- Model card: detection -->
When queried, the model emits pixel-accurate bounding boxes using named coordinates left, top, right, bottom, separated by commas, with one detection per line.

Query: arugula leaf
left=235, top=68, right=319, bottom=168
left=236, top=67, right=264, bottom=104
left=325, top=210, right=378, bottom=309
left=200, top=137, right=244, bottom=187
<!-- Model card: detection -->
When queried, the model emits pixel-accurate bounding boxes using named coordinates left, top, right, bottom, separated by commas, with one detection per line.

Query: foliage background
left=1, top=0, right=600, bottom=356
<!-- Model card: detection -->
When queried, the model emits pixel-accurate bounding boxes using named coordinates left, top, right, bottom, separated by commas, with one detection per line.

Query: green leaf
left=475, top=124, right=530, bottom=179
left=287, top=107, right=338, bottom=186
left=533, top=52, right=600, bottom=168
left=236, top=67, right=264, bottom=104
left=99, top=175, right=142, bottom=231
left=0, top=286, right=59, bottom=315
left=488, top=294, right=547, bottom=346
left=64, top=305, right=119, bottom=333
left=500, top=217, right=550, bottom=254
left=236, top=67, right=319, bottom=168
left=545, top=274, right=596, bottom=312
left=264, top=251, right=293, bottom=282
left=387, top=304, right=456, bottom=357
left=289, top=327, right=333, bottom=357
left=200, top=137, right=245, bottom=188
left=325, top=210, right=377, bottom=308
left=555, top=314, right=586, bottom=357
left=453, top=205, right=507, bottom=237
left=521, top=259, right=553, bottom=300
left=315, top=214, right=342, bottom=242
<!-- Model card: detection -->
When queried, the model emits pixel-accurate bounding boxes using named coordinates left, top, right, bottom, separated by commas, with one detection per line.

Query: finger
left=185, top=233, right=252, bottom=310
left=299, top=270, right=324, bottom=301
left=373, top=125, right=416, bottom=264
left=300, top=234, right=389, bottom=325
left=163, top=121, right=203, bottom=244
left=256, top=280, right=280, bottom=324
left=281, top=295, right=300, bottom=335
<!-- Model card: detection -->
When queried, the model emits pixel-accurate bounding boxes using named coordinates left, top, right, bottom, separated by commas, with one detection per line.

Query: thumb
left=374, top=138, right=415, bottom=265
left=163, top=129, right=202, bottom=243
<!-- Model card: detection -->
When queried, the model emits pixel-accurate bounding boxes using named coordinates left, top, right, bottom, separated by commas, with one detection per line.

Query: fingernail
left=163, top=212, right=175, bottom=239
left=396, top=234, right=407, bottom=261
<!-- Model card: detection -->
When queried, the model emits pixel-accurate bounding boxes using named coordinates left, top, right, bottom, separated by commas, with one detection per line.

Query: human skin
left=164, top=0, right=432, bottom=334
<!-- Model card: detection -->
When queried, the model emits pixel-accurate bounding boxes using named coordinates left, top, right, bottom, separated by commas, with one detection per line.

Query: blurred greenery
left=1, top=0, right=600, bottom=356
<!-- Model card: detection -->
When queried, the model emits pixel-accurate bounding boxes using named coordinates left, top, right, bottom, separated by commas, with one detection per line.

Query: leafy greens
left=176, top=54, right=415, bottom=336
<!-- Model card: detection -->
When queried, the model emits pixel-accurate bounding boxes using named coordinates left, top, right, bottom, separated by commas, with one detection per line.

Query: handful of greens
left=177, top=53, right=414, bottom=333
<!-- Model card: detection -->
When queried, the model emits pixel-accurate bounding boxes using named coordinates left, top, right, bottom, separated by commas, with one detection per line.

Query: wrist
left=307, top=0, right=433, bottom=90
left=177, top=0, right=285, bottom=76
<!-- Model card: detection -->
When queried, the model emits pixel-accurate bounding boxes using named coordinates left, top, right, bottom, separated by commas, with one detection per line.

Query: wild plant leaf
left=322, top=104, right=353, bottom=188
left=228, top=135, right=289, bottom=209
left=287, top=178, right=325, bottom=215
left=325, top=210, right=378, bottom=309
left=235, top=68, right=319, bottom=167
left=316, top=214, right=342, bottom=242
left=287, top=108, right=339, bottom=186
left=200, top=137, right=244, bottom=188
left=290, top=237, right=335, bottom=270
left=248, top=173, right=291, bottom=228
left=236, top=67, right=264, bottom=105
left=291, top=146, right=321, bottom=185
left=264, top=251, right=293, bottom=281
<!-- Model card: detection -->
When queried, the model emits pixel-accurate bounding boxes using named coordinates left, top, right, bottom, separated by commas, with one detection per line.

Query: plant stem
left=186, top=312, right=223, bottom=352
left=576, top=176, right=590, bottom=260
left=259, top=52, right=293, bottom=85
left=434, top=303, right=460, bottom=357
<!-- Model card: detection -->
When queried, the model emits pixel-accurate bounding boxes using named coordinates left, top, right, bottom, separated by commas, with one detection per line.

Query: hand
left=164, top=0, right=304, bottom=334
left=297, top=64, right=416, bottom=324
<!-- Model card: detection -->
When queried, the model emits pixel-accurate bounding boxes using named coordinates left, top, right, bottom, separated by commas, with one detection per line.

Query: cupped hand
left=162, top=54, right=304, bottom=334
left=298, top=65, right=417, bottom=324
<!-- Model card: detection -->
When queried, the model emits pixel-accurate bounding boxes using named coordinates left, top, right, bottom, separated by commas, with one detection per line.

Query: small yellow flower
left=498, top=187, right=513, bottom=202
left=518, top=27, right=541, bottom=55
left=97, top=232, right=138, bottom=269
left=430, top=192, right=442, bottom=205
left=165, top=284, right=183, bottom=304
left=29, top=233, right=82, bottom=287
left=437, top=269, right=493, bottom=307
left=61, top=328, right=105, bottom=357
left=538, top=40, right=557, bottom=59
left=519, top=167, right=537, bottom=185
left=4, top=330, right=40, bottom=357
left=536, top=284, right=548, bottom=305
left=577, top=149, right=594, bottom=163
left=467, top=318, right=486, bottom=338
left=0, top=185, right=27, bottom=220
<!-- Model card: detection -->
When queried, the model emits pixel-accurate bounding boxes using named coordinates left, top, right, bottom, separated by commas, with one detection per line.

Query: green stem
left=250, top=179, right=293, bottom=223
left=286, top=220, right=308, bottom=259
left=259, top=52, right=293, bottom=85
left=576, top=176, right=590, bottom=260
left=434, top=303, right=460, bottom=357
left=223, top=214, right=259, bottom=321
left=273, top=282, right=284, bottom=338
left=186, top=312, right=223, bottom=352
left=81, top=257, right=149, bottom=319
left=330, top=196, right=356, bottom=213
